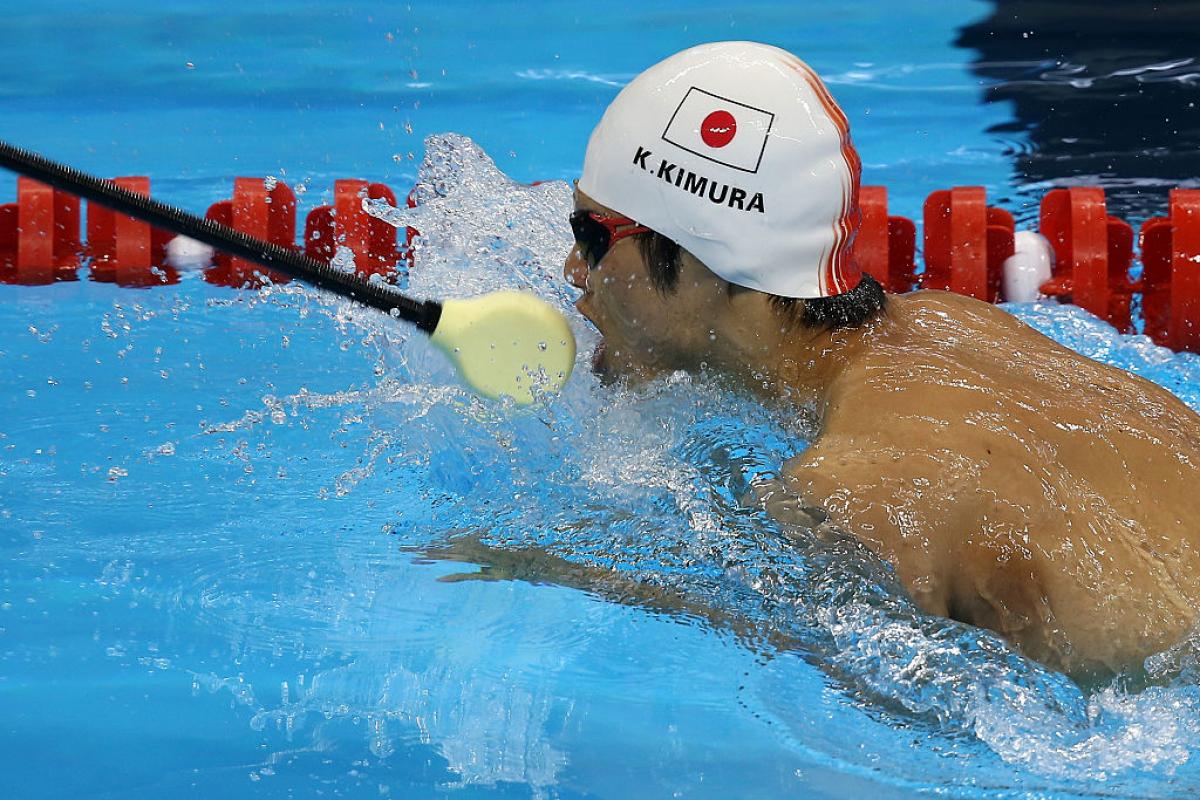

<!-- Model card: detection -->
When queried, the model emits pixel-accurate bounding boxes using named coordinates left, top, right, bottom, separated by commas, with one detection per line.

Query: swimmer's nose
left=563, top=246, right=588, bottom=289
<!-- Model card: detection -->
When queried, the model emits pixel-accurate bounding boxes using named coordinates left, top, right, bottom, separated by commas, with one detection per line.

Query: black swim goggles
left=569, top=210, right=651, bottom=267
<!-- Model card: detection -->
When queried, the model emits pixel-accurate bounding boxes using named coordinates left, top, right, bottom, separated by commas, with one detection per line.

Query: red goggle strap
left=588, top=212, right=651, bottom=246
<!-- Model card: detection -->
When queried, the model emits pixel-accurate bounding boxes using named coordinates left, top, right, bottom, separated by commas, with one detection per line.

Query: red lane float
left=1140, top=189, right=1200, bottom=353
left=1037, top=187, right=1135, bottom=333
left=0, top=177, right=80, bottom=285
left=853, top=185, right=916, bottom=293
left=205, top=177, right=296, bottom=288
left=12, top=174, right=1200, bottom=356
left=87, top=177, right=177, bottom=287
left=304, top=179, right=402, bottom=280
left=922, top=186, right=1014, bottom=302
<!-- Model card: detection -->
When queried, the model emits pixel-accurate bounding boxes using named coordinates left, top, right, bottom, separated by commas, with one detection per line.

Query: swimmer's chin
left=590, top=340, right=640, bottom=386
left=590, top=341, right=672, bottom=387
left=590, top=340, right=618, bottom=384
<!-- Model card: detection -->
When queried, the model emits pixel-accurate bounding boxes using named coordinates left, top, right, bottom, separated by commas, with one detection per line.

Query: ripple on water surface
left=6, top=133, right=1200, bottom=798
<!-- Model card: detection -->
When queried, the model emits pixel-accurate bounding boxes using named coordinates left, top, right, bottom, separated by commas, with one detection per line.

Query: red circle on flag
left=700, top=110, right=737, bottom=148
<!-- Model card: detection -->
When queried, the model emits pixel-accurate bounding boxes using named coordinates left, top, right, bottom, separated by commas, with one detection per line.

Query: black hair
left=636, top=230, right=886, bottom=330
left=636, top=232, right=682, bottom=294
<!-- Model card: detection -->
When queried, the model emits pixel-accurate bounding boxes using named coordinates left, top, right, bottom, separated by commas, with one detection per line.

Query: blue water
left=5, top=2, right=1200, bottom=798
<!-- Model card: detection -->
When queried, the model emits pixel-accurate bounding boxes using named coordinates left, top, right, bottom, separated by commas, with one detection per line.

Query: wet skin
left=566, top=189, right=1200, bottom=680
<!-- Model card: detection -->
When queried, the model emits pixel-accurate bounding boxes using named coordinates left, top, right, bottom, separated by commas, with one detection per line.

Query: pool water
left=5, top=2, right=1200, bottom=798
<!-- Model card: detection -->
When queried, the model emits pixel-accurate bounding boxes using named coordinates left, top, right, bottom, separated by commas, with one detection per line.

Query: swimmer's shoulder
left=883, top=289, right=1039, bottom=339
left=873, top=289, right=1117, bottom=382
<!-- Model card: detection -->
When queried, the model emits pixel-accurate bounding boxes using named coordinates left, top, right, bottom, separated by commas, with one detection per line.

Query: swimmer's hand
left=422, top=535, right=590, bottom=586
left=415, top=534, right=649, bottom=597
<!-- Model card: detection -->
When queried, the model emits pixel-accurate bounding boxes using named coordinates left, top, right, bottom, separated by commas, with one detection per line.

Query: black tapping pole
left=0, top=140, right=442, bottom=333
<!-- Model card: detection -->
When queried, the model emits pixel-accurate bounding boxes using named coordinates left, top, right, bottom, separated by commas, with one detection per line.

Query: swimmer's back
left=790, top=290, right=1200, bottom=676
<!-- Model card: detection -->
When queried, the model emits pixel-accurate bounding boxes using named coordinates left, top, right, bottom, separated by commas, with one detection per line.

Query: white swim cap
left=579, top=41, right=862, bottom=299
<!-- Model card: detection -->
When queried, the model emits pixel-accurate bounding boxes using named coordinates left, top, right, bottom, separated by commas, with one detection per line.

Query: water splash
left=9, top=133, right=1200, bottom=798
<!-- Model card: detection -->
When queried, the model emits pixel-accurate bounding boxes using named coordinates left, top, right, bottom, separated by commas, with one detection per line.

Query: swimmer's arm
left=411, top=534, right=787, bottom=651
left=775, top=435, right=957, bottom=618
left=777, top=435, right=1051, bottom=642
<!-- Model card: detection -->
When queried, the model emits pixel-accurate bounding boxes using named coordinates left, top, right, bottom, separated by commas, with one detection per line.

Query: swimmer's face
left=564, top=189, right=734, bottom=380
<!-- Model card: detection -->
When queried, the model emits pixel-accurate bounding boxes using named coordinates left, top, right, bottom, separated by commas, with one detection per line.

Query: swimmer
left=561, top=42, right=1200, bottom=680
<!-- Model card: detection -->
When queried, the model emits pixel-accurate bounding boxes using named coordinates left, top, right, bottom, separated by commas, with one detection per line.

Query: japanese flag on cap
left=663, top=88, right=774, bottom=173
left=579, top=41, right=862, bottom=299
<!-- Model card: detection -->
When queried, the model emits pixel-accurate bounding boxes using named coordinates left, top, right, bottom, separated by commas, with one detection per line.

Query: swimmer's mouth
left=574, top=294, right=598, bottom=327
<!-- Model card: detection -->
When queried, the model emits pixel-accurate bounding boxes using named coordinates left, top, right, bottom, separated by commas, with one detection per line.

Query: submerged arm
left=410, top=533, right=792, bottom=653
